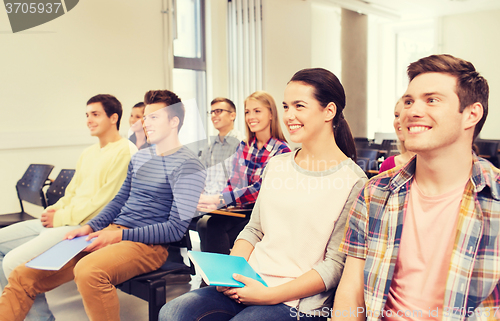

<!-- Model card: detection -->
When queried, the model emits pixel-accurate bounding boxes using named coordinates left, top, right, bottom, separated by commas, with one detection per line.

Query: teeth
left=409, top=126, right=429, bottom=133
left=289, top=124, right=302, bottom=130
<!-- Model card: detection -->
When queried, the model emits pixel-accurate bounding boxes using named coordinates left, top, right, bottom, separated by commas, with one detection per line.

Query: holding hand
left=222, top=274, right=276, bottom=306
left=83, top=229, right=123, bottom=252
left=64, top=225, right=93, bottom=240
left=216, top=286, right=231, bottom=293
left=197, top=194, right=224, bottom=211
left=197, top=203, right=217, bottom=212
left=40, top=209, right=56, bottom=228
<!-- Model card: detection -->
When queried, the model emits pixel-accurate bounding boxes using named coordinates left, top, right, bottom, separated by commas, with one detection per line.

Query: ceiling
left=364, top=0, right=500, bottom=19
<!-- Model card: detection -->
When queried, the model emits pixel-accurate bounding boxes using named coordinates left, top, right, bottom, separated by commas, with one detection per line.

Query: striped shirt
left=340, top=155, right=500, bottom=321
left=199, top=128, right=244, bottom=195
left=221, top=137, right=290, bottom=207
left=87, top=146, right=206, bottom=244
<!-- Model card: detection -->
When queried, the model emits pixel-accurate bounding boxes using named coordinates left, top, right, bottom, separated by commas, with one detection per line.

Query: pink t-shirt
left=379, top=155, right=396, bottom=173
left=383, top=180, right=466, bottom=321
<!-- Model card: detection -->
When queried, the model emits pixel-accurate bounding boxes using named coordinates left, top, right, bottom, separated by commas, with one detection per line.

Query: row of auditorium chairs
left=474, top=139, right=500, bottom=167
left=0, top=164, right=75, bottom=228
left=354, top=138, right=399, bottom=176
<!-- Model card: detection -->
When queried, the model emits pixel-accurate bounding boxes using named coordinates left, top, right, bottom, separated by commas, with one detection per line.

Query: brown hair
left=211, top=97, right=236, bottom=113
left=407, top=54, right=489, bottom=141
left=244, top=91, right=287, bottom=143
left=144, top=90, right=184, bottom=132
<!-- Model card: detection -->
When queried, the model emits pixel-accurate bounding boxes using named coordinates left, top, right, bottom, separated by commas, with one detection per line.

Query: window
left=172, top=0, right=207, bottom=153
left=367, top=17, right=436, bottom=139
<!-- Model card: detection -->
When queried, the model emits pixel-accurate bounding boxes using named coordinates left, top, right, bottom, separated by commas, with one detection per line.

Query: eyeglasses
left=208, top=109, right=232, bottom=116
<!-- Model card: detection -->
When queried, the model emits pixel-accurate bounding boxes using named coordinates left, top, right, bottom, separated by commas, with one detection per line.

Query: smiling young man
left=195, top=98, right=245, bottom=255
left=333, top=54, right=500, bottom=321
left=199, top=97, right=245, bottom=196
left=0, top=94, right=136, bottom=321
left=0, top=90, right=206, bottom=321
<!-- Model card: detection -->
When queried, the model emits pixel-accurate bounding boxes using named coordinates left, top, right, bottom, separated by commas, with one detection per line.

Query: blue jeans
left=159, top=286, right=327, bottom=321
left=0, top=219, right=79, bottom=321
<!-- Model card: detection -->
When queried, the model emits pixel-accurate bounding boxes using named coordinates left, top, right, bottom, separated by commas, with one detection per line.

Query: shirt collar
left=470, top=153, right=500, bottom=200
left=387, top=156, right=416, bottom=192
left=387, top=153, right=500, bottom=200
left=214, top=136, right=224, bottom=145
left=214, top=128, right=238, bottom=145
left=249, top=136, right=278, bottom=151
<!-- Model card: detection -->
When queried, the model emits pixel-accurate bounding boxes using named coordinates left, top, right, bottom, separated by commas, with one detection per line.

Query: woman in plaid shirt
left=197, top=91, right=291, bottom=255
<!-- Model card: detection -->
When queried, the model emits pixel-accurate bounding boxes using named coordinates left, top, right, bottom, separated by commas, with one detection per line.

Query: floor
left=46, top=230, right=202, bottom=321
left=47, top=276, right=201, bottom=321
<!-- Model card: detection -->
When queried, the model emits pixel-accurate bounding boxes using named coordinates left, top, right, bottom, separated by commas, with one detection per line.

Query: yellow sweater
left=50, top=138, right=137, bottom=227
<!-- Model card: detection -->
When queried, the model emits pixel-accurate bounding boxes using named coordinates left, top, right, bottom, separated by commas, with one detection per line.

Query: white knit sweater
left=237, top=150, right=366, bottom=313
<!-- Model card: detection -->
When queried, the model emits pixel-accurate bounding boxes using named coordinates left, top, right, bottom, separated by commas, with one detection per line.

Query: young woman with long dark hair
left=161, top=68, right=366, bottom=321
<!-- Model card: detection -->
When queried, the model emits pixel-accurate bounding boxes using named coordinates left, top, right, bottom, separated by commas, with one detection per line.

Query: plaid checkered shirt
left=340, top=155, right=500, bottom=321
left=221, top=137, right=290, bottom=207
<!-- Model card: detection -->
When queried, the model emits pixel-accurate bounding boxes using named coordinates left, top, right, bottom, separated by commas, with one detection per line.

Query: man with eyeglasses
left=199, top=97, right=245, bottom=196
left=195, top=98, right=244, bottom=259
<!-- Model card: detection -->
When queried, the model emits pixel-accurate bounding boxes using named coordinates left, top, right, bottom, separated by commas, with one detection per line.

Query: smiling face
left=86, top=102, right=116, bottom=138
left=211, top=101, right=235, bottom=133
left=245, top=99, right=272, bottom=136
left=129, top=107, right=145, bottom=131
left=283, top=81, right=331, bottom=144
left=143, top=103, right=175, bottom=145
left=401, top=72, right=466, bottom=154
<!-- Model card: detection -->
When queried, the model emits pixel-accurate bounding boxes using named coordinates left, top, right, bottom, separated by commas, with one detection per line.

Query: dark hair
left=407, top=54, right=489, bottom=141
left=133, top=102, right=145, bottom=108
left=144, top=90, right=184, bottom=132
left=86, top=94, right=122, bottom=130
left=211, top=97, right=236, bottom=113
left=289, top=68, right=357, bottom=161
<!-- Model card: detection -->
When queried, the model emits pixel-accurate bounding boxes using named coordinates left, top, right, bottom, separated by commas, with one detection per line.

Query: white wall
left=205, top=0, right=230, bottom=138
left=0, top=0, right=168, bottom=214
left=440, top=9, right=500, bottom=140
left=206, top=0, right=229, bottom=101
left=262, top=0, right=312, bottom=101
left=311, top=2, right=342, bottom=75
left=261, top=0, right=312, bottom=149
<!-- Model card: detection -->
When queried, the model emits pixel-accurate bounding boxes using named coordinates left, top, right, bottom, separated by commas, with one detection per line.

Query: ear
left=170, top=116, right=180, bottom=130
left=230, top=111, right=236, bottom=121
left=325, top=102, right=336, bottom=122
left=463, top=102, right=483, bottom=131
left=110, top=113, right=119, bottom=125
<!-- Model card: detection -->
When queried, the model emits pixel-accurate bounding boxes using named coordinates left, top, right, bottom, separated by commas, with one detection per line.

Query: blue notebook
left=25, top=236, right=94, bottom=271
left=187, top=251, right=267, bottom=288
